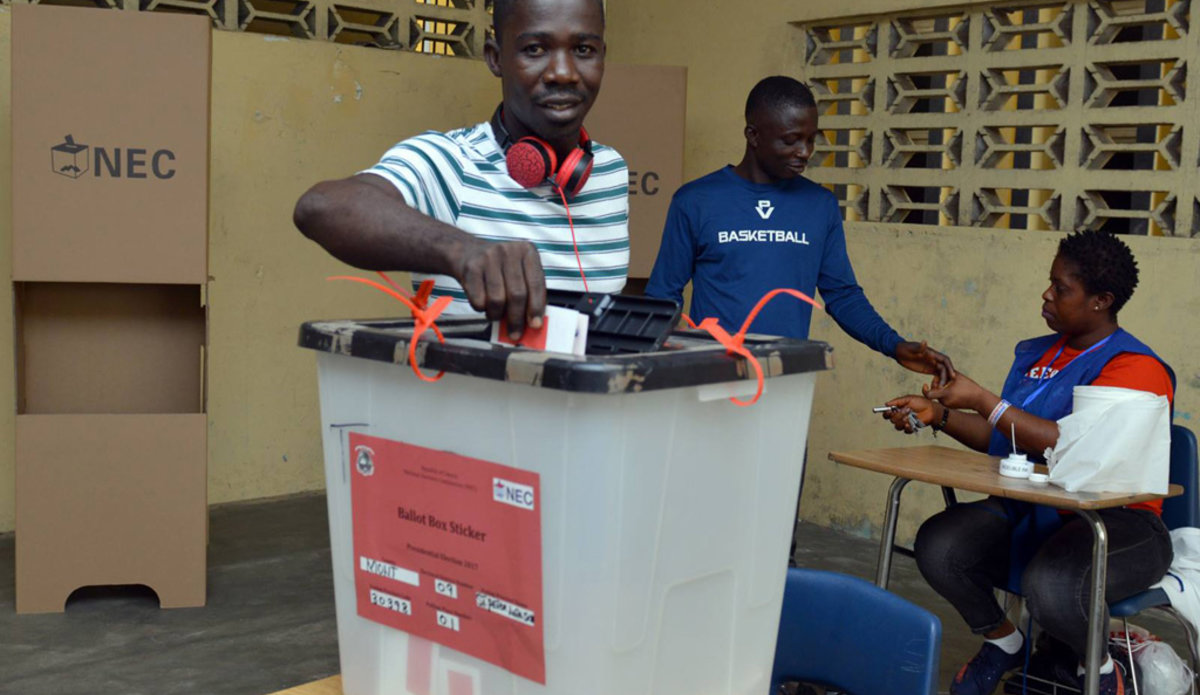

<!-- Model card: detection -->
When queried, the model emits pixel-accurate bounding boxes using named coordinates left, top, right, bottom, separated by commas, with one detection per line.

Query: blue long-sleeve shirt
left=645, top=166, right=903, bottom=356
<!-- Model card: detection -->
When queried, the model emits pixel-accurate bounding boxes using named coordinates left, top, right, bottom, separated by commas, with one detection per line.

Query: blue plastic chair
left=770, top=568, right=941, bottom=695
left=1107, top=424, right=1199, bottom=693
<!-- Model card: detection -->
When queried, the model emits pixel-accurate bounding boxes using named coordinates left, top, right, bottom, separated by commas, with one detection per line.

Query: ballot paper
left=491, top=305, right=588, bottom=355
left=1046, top=385, right=1170, bottom=494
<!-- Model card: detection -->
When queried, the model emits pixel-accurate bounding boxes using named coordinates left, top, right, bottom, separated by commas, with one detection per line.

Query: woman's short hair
left=1057, top=230, right=1139, bottom=315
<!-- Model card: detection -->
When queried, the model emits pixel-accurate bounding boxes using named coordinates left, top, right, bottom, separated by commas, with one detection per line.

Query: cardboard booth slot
left=15, top=412, right=208, bottom=613
left=16, top=282, right=206, bottom=415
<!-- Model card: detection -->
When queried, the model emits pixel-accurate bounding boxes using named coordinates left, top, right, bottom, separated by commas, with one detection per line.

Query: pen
left=872, top=406, right=898, bottom=413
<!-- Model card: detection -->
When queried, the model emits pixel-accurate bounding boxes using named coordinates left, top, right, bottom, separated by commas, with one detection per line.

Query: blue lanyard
left=1019, top=334, right=1114, bottom=408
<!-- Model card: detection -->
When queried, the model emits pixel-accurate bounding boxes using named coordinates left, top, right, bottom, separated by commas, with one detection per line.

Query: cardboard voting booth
left=11, top=4, right=210, bottom=612
left=585, top=64, right=686, bottom=279
left=300, top=317, right=831, bottom=695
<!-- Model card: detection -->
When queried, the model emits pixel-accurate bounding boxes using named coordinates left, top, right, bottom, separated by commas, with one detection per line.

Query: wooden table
left=829, top=445, right=1180, bottom=695
left=266, top=676, right=341, bottom=695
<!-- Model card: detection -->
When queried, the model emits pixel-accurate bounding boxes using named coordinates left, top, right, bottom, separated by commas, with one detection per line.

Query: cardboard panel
left=587, top=64, right=687, bottom=278
left=15, top=413, right=207, bottom=612
left=16, top=283, right=205, bottom=414
left=11, top=5, right=210, bottom=284
left=0, top=9, right=15, bottom=536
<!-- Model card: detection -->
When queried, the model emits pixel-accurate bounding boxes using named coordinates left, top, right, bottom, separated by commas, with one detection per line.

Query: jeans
left=914, top=496, right=1173, bottom=659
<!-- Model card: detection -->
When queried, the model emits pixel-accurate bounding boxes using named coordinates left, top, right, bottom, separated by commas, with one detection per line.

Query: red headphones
left=491, top=104, right=594, bottom=199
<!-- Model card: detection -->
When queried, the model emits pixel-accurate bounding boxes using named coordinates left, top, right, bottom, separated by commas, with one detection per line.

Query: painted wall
left=605, top=1, right=1200, bottom=543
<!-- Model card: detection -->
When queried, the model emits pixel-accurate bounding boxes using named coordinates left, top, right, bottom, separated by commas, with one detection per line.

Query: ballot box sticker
left=349, top=434, right=544, bottom=684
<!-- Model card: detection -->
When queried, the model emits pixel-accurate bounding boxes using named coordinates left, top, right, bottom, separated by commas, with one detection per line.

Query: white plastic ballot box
left=299, top=314, right=832, bottom=695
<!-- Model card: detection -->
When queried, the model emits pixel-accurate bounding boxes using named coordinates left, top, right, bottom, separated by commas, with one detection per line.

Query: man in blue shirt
left=646, top=76, right=951, bottom=379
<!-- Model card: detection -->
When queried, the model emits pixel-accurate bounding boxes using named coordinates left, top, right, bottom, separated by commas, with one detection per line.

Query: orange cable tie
left=689, top=288, right=824, bottom=407
left=328, top=276, right=450, bottom=381
left=375, top=271, right=411, bottom=298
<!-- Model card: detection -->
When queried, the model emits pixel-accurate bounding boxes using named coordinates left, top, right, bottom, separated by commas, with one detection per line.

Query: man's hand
left=455, top=239, right=547, bottom=340
left=894, top=340, right=956, bottom=387
left=294, top=175, right=550, bottom=334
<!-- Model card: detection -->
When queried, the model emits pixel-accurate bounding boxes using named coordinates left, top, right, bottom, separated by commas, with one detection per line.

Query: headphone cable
left=555, top=186, right=590, bottom=294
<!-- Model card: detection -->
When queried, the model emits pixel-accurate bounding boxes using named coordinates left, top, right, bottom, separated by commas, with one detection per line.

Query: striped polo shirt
left=363, top=121, right=630, bottom=314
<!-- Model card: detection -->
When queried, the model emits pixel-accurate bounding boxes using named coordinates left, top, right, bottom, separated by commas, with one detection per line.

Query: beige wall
left=606, top=1, right=1200, bottom=543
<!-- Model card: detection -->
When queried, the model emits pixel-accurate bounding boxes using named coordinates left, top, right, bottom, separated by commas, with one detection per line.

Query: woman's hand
left=882, top=395, right=941, bottom=433
left=923, top=371, right=990, bottom=412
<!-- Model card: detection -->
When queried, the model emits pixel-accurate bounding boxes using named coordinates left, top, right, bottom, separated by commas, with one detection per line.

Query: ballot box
left=299, top=315, right=831, bottom=695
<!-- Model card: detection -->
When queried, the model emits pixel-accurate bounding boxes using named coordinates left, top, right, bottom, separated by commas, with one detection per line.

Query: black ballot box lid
left=299, top=293, right=832, bottom=396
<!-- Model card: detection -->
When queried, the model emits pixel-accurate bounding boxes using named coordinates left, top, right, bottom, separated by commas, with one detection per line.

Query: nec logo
left=353, top=445, right=375, bottom=477
left=51, top=134, right=177, bottom=181
left=492, top=478, right=535, bottom=511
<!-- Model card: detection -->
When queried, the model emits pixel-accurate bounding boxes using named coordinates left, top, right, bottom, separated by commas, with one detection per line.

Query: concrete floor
left=0, top=492, right=1188, bottom=695
left=0, top=494, right=339, bottom=695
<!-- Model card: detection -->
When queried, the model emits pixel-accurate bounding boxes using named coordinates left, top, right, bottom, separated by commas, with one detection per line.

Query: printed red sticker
left=349, top=433, right=545, bottom=683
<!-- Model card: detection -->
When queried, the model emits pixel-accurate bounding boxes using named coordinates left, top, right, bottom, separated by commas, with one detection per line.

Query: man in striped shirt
left=294, top=0, right=625, bottom=340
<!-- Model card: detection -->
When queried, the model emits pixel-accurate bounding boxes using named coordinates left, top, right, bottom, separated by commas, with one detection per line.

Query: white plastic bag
left=1046, top=386, right=1170, bottom=494
left=1135, top=640, right=1191, bottom=695
left=1110, top=624, right=1191, bottom=695
left=1151, top=530, right=1200, bottom=641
